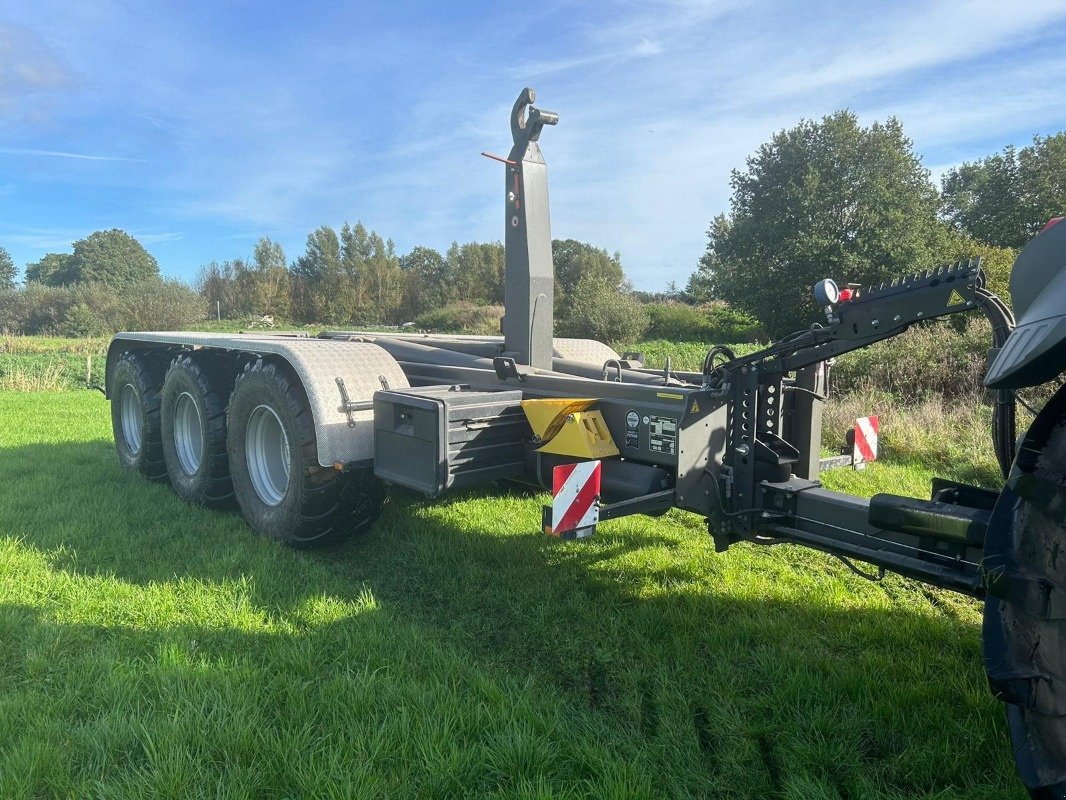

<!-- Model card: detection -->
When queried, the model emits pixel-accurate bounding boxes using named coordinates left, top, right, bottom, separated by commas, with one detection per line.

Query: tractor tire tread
left=228, top=359, right=385, bottom=547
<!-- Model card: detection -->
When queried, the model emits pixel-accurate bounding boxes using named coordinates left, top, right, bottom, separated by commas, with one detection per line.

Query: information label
left=648, top=416, right=677, bottom=455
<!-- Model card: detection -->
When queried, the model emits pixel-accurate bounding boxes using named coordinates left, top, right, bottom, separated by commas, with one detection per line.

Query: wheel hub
left=246, top=405, right=291, bottom=506
left=120, top=383, right=143, bottom=455
left=173, top=391, right=203, bottom=476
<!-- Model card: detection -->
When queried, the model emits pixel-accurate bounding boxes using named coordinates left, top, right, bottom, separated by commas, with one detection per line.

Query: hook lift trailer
left=106, top=89, right=1066, bottom=796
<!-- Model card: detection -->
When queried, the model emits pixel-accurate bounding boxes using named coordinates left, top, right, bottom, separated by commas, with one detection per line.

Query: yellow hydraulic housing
left=520, top=398, right=619, bottom=459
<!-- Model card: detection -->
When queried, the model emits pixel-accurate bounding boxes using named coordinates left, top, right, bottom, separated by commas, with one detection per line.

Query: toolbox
left=373, top=385, right=529, bottom=496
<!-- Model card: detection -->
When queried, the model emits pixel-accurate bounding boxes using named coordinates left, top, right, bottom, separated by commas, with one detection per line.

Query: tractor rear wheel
left=160, top=354, right=234, bottom=507
left=110, top=351, right=167, bottom=481
left=984, top=384, right=1066, bottom=799
left=226, top=359, right=385, bottom=547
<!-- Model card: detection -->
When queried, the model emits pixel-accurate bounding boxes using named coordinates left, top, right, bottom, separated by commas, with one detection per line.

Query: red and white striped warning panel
left=544, top=460, right=601, bottom=539
left=853, top=415, right=879, bottom=469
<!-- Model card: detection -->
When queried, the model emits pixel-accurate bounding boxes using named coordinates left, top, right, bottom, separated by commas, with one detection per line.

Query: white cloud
left=0, top=23, right=75, bottom=98
left=754, top=1, right=1066, bottom=99
left=0, top=147, right=145, bottom=162
left=633, top=39, right=663, bottom=57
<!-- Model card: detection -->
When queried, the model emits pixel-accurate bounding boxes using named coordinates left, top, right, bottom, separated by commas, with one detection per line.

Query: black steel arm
left=713, top=259, right=983, bottom=379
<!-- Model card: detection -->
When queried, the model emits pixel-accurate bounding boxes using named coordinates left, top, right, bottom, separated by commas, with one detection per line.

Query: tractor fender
left=106, top=332, right=409, bottom=467
left=986, top=219, right=1066, bottom=390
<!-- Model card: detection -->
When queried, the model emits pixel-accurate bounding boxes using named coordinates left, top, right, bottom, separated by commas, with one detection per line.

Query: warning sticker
left=648, top=416, right=677, bottom=454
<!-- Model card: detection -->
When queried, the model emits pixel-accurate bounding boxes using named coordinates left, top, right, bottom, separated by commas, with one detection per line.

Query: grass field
left=0, top=385, right=1025, bottom=799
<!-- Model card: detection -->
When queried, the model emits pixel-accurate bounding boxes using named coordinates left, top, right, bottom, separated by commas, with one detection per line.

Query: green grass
left=623, top=340, right=766, bottom=372
left=0, top=390, right=1022, bottom=798
left=0, top=336, right=108, bottom=390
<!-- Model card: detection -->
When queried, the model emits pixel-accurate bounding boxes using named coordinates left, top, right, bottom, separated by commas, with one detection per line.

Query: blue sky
left=1, top=0, right=1065, bottom=291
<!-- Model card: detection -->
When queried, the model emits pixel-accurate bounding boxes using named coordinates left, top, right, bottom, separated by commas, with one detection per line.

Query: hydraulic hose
left=976, top=287, right=1017, bottom=478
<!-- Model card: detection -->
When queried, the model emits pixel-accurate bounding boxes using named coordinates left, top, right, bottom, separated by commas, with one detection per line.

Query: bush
left=829, top=320, right=990, bottom=403
left=556, top=279, right=649, bottom=345
left=414, top=303, right=504, bottom=335
left=0, top=280, right=207, bottom=336
left=0, top=283, right=70, bottom=334
left=645, top=301, right=763, bottom=343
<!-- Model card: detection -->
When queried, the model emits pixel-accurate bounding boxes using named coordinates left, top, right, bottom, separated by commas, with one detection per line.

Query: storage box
left=373, top=385, right=529, bottom=496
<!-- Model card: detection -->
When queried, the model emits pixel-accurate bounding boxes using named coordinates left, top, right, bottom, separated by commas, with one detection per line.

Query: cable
left=831, top=554, right=886, bottom=582
left=706, top=469, right=762, bottom=518
left=784, top=385, right=827, bottom=401
left=975, top=287, right=1017, bottom=478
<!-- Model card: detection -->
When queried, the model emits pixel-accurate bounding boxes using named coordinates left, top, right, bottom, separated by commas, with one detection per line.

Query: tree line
left=196, top=225, right=507, bottom=325
left=0, top=223, right=649, bottom=343
left=194, top=225, right=646, bottom=339
left=1, top=119, right=1062, bottom=344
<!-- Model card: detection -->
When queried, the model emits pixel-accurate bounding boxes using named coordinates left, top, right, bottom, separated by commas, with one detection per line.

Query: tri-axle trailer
left=106, top=89, right=1066, bottom=796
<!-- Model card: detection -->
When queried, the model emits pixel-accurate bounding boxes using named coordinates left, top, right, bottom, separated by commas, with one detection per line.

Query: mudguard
left=551, top=337, right=620, bottom=365
left=105, top=332, right=409, bottom=467
left=986, top=219, right=1066, bottom=390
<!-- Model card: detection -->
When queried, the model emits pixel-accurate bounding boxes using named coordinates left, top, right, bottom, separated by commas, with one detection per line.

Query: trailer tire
left=227, top=359, right=385, bottom=547
left=984, top=385, right=1066, bottom=799
left=110, top=351, right=167, bottom=481
left=161, top=354, right=234, bottom=507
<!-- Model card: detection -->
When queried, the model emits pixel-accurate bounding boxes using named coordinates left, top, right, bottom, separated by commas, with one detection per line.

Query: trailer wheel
left=227, top=359, right=385, bottom=546
left=160, top=354, right=234, bottom=507
left=110, top=351, right=167, bottom=480
left=984, top=385, right=1066, bottom=798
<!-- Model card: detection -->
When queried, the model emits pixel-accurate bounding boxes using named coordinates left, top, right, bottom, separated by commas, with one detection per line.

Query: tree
left=292, top=226, right=345, bottom=322
left=939, top=232, right=1018, bottom=308
left=685, top=215, right=730, bottom=304
left=400, top=246, right=451, bottom=319
left=556, top=274, right=649, bottom=345
left=196, top=259, right=252, bottom=318
left=447, top=241, right=505, bottom=304
left=292, top=225, right=342, bottom=286
left=339, top=222, right=371, bottom=314
left=551, top=239, right=626, bottom=318
left=69, top=229, right=160, bottom=285
left=360, top=232, right=404, bottom=324
left=24, top=253, right=75, bottom=286
left=942, top=133, right=1066, bottom=249
left=690, top=110, right=947, bottom=336
left=0, top=247, right=16, bottom=290
left=248, top=237, right=290, bottom=317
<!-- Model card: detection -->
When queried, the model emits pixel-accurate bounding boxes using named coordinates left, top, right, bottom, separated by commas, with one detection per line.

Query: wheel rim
left=120, top=383, right=143, bottom=455
left=246, top=405, right=290, bottom=506
left=173, top=392, right=203, bottom=476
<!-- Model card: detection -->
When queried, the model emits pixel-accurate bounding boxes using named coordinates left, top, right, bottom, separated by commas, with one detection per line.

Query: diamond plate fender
left=106, top=332, right=409, bottom=467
